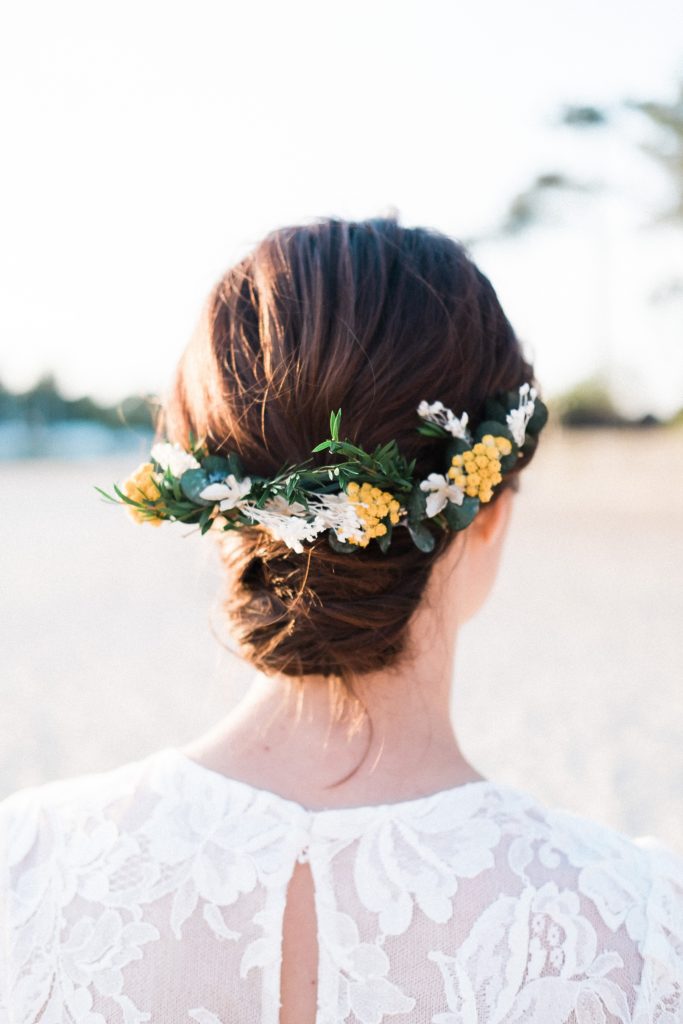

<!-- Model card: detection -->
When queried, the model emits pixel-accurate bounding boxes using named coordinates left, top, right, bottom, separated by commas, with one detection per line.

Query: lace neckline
left=155, top=746, right=512, bottom=821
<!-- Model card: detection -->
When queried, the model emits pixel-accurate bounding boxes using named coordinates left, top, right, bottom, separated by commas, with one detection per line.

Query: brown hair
left=159, top=216, right=536, bottom=705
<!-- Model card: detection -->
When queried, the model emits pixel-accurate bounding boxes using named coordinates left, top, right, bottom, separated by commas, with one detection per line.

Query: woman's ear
left=470, top=486, right=515, bottom=547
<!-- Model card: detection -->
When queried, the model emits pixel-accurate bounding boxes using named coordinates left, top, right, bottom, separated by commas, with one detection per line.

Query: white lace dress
left=1, top=747, right=682, bottom=1024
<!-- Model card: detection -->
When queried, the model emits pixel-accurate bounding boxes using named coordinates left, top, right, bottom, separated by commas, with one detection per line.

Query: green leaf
left=483, top=397, right=509, bottom=422
left=335, top=441, right=367, bottom=459
left=407, top=521, right=435, bottom=552
left=443, top=496, right=480, bottom=531
left=311, top=439, right=332, bottom=453
left=416, top=422, right=449, bottom=438
left=526, top=397, right=549, bottom=434
left=202, top=455, right=231, bottom=479
left=226, top=452, right=246, bottom=480
left=473, top=420, right=514, bottom=444
left=112, top=483, right=146, bottom=509
left=499, top=449, right=519, bottom=473
left=444, top=437, right=471, bottom=463
left=503, top=389, right=523, bottom=411
left=171, top=476, right=183, bottom=502
left=329, top=408, right=342, bottom=442
left=406, top=484, right=427, bottom=527
left=328, top=531, right=357, bottom=554
left=179, top=468, right=213, bottom=506
left=198, top=506, right=213, bottom=534
left=518, top=435, right=538, bottom=461
left=376, top=521, right=393, bottom=554
left=93, top=485, right=119, bottom=504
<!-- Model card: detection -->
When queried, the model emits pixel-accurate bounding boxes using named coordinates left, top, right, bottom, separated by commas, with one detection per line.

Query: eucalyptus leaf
left=504, top=389, right=523, bottom=411
left=444, top=496, right=479, bottom=531
left=328, top=531, right=357, bottom=554
left=202, top=455, right=231, bottom=479
left=519, top=435, right=538, bottom=460
left=180, top=468, right=214, bottom=506
left=377, top=521, right=393, bottom=554
left=483, top=397, right=508, bottom=422
left=226, top=453, right=246, bottom=480
left=445, top=437, right=471, bottom=463
left=527, top=398, right=549, bottom=434
left=499, top=450, right=519, bottom=473
left=473, top=420, right=515, bottom=445
left=406, top=484, right=427, bottom=527
left=407, top=521, right=435, bottom=553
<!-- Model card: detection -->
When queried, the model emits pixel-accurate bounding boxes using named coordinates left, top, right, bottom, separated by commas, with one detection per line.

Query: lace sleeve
left=632, top=835, right=683, bottom=1023
left=0, top=786, right=44, bottom=1024
left=0, top=794, right=16, bottom=1024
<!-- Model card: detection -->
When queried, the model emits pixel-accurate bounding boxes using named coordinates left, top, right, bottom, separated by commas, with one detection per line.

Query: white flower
left=506, top=383, right=538, bottom=447
left=419, top=473, right=465, bottom=517
left=150, top=441, right=200, bottom=477
left=417, top=399, right=470, bottom=440
left=307, top=491, right=366, bottom=545
left=261, top=495, right=308, bottom=517
left=237, top=501, right=324, bottom=553
left=199, top=475, right=253, bottom=510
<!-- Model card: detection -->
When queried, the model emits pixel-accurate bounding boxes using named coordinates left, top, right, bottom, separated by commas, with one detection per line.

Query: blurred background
left=1, top=0, right=682, bottom=851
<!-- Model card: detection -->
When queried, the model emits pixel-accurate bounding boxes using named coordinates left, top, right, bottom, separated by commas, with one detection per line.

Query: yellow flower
left=447, top=436, right=509, bottom=504
left=122, top=462, right=163, bottom=526
left=344, top=481, right=400, bottom=545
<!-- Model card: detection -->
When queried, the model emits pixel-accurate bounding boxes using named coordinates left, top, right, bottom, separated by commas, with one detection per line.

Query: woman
left=1, top=217, right=682, bottom=1023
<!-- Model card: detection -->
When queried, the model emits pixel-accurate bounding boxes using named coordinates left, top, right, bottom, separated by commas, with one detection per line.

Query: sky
left=1, top=0, right=682, bottom=416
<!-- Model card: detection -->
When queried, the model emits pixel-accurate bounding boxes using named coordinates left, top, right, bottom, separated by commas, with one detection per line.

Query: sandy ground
left=1, top=427, right=682, bottom=852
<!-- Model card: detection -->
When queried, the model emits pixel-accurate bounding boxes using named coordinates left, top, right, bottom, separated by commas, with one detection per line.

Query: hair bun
left=159, top=216, right=538, bottom=693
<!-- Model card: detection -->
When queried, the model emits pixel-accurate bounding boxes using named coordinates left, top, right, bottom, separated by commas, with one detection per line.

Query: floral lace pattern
left=1, top=748, right=682, bottom=1023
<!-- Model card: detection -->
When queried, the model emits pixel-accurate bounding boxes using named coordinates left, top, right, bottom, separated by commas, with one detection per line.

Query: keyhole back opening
left=279, top=858, right=319, bottom=1024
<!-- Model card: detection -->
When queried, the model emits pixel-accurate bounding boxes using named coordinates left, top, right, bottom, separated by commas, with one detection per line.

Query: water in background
left=0, top=421, right=154, bottom=460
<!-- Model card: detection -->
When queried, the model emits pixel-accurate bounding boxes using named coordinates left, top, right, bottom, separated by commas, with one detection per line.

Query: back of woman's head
left=159, top=216, right=536, bottom=696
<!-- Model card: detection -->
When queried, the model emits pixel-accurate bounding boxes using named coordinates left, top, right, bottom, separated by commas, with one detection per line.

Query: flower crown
left=97, top=384, right=547, bottom=555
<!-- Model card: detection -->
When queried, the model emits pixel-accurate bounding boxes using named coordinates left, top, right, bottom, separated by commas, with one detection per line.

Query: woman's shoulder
left=523, top=791, right=683, bottom=989
left=511, top=783, right=683, bottom=891
left=495, top=787, right=683, bottom=1019
left=0, top=753, right=155, bottom=870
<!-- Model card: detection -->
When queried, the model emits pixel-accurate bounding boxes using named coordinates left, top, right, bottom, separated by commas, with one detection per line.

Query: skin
left=179, top=487, right=516, bottom=808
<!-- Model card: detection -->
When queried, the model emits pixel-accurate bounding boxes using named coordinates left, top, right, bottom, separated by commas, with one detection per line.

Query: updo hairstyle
left=158, top=217, right=536, bottom=701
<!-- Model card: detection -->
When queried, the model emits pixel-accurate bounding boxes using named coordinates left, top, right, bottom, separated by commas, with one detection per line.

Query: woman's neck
left=179, top=620, right=484, bottom=809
